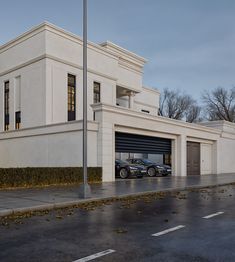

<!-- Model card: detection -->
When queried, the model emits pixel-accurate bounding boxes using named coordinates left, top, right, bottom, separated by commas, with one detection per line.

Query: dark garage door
left=115, top=132, right=171, bottom=154
left=187, top=142, right=200, bottom=176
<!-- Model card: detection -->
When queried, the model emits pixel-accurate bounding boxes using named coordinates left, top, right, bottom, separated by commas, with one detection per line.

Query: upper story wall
left=0, top=60, right=46, bottom=131
left=100, top=42, right=146, bottom=92
left=0, top=26, right=46, bottom=74
left=0, top=22, right=146, bottom=91
left=0, top=22, right=155, bottom=130
left=134, top=86, right=160, bottom=115
left=44, top=28, right=119, bottom=83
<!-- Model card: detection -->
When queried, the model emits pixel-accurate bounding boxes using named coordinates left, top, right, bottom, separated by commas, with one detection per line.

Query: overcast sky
left=1, top=0, right=234, bottom=99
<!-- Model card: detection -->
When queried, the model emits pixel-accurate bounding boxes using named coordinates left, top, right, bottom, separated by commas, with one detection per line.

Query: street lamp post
left=79, top=0, right=91, bottom=198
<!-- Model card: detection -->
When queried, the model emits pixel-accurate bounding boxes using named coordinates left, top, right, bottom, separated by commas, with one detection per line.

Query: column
left=176, top=134, right=187, bottom=176
left=96, top=110, right=115, bottom=182
left=212, top=140, right=219, bottom=174
left=129, top=91, right=135, bottom=109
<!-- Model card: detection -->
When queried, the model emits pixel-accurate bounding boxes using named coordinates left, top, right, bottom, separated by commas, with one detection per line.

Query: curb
left=0, top=181, right=234, bottom=218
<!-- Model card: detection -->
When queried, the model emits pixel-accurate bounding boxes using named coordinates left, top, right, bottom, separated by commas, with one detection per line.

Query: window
left=15, top=76, right=21, bottom=130
left=68, top=74, right=76, bottom=121
left=93, top=82, right=101, bottom=104
left=4, top=81, right=10, bottom=131
left=15, top=111, right=21, bottom=130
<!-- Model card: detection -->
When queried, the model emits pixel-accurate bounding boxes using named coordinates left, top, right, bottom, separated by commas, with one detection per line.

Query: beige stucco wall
left=0, top=121, right=98, bottom=168
left=93, top=104, right=221, bottom=181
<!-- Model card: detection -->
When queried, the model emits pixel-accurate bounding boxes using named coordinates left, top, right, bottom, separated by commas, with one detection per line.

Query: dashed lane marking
left=73, top=249, right=116, bottom=262
left=152, top=225, right=185, bottom=237
left=203, top=212, right=224, bottom=219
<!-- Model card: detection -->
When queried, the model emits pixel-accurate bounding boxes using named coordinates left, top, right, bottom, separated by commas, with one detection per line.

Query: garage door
left=187, top=142, right=200, bottom=176
left=115, top=132, right=171, bottom=154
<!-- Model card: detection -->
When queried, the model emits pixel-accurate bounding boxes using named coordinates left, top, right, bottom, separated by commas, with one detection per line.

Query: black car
left=127, top=158, right=171, bottom=177
left=115, top=159, right=144, bottom=179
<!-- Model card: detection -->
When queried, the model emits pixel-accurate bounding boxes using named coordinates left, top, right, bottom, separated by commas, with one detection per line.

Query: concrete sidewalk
left=1, top=173, right=235, bottom=217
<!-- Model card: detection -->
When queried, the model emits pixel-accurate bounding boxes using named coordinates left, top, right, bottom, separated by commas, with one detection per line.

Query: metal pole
left=79, top=0, right=91, bottom=198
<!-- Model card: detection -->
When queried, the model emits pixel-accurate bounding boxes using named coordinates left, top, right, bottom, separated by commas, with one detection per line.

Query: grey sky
left=0, top=0, right=234, bottom=98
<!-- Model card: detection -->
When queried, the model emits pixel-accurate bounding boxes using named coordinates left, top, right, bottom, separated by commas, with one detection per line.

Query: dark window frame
left=4, top=81, right=10, bottom=131
left=68, top=74, right=76, bottom=121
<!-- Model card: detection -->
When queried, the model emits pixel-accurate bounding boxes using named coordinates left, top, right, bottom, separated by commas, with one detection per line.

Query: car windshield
left=116, top=160, right=128, bottom=165
left=142, top=159, right=155, bottom=164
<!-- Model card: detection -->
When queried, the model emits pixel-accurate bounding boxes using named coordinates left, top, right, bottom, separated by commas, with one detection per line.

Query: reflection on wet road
left=1, top=184, right=235, bottom=262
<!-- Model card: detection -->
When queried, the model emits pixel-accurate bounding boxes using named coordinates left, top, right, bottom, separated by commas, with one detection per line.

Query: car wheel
left=147, top=167, right=156, bottom=177
left=119, top=168, right=129, bottom=179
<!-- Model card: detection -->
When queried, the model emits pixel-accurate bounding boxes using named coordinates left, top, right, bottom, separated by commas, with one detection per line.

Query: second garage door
left=187, top=142, right=200, bottom=176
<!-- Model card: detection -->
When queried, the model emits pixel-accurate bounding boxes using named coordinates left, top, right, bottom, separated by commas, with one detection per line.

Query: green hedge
left=0, top=167, right=102, bottom=188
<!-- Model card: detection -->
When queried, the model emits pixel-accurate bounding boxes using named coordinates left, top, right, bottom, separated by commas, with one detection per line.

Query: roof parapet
left=100, top=41, right=147, bottom=65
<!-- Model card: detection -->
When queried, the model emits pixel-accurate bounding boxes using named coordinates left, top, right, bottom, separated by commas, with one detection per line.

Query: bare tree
left=185, top=103, right=202, bottom=123
left=159, top=88, right=201, bottom=122
left=202, top=87, right=235, bottom=122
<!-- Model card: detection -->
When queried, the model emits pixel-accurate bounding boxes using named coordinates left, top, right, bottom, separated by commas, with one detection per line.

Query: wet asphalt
left=0, top=184, right=235, bottom=262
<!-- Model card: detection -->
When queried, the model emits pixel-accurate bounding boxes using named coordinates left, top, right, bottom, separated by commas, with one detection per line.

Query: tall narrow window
left=68, top=74, right=76, bottom=121
left=15, top=76, right=21, bottom=129
left=93, top=82, right=101, bottom=104
left=15, top=111, right=21, bottom=130
left=4, top=81, right=10, bottom=131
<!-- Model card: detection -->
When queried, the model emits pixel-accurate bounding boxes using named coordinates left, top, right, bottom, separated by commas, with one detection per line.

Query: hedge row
left=0, top=167, right=102, bottom=188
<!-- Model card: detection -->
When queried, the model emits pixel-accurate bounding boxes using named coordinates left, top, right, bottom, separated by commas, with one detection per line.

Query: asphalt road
left=1, top=184, right=235, bottom=262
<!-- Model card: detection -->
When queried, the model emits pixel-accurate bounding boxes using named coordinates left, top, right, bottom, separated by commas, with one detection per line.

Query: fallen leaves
left=114, top=228, right=128, bottom=234
left=1, top=184, right=234, bottom=227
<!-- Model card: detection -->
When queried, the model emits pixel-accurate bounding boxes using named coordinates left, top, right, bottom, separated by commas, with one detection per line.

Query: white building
left=0, top=22, right=235, bottom=182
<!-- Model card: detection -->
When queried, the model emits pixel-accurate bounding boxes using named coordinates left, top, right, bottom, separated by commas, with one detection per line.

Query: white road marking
left=203, top=212, right=224, bottom=219
left=152, top=225, right=185, bottom=237
left=73, top=249, right=116, bottom=262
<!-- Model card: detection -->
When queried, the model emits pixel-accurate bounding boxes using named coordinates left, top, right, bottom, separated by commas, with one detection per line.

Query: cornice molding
left=100, top=41, right=147, bottom=64
left=0, top=120, right=98, bottom=140
left=0, top=54, right=118, bottom=82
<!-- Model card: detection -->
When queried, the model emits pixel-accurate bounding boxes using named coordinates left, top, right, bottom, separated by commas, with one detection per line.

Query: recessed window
left=93, top=82, right=101, bottom=104
left=15, top=76, right=21, bottom=130
left=15, top=111, right=21, bottom=130
left=4, top=81, right=10, bottom=131
left=68, top=74, right=76, bottom=121
left=141, top=109, right=150, bottom=114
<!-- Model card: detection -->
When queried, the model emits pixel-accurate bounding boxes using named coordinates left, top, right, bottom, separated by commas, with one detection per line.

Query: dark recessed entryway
left=187, top=141, right=200, bottom=176
left=115, top=132, right=172, bottom=167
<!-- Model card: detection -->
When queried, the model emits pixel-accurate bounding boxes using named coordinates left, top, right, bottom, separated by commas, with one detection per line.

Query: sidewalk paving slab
left=1, top=173, right=235, bottom=217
